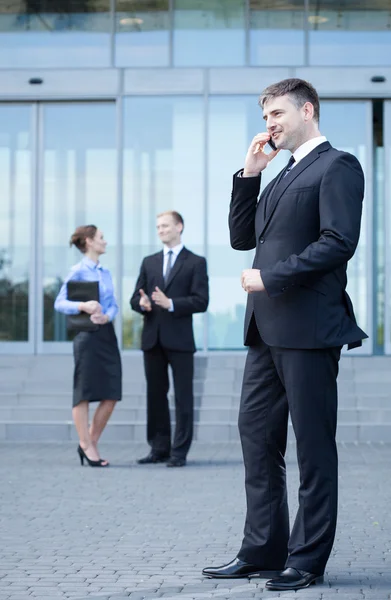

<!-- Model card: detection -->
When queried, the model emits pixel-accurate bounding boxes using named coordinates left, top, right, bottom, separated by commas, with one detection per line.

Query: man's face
left=157, top=215, right=182, bottom=245
left=263, top=94, right=308, bottom=153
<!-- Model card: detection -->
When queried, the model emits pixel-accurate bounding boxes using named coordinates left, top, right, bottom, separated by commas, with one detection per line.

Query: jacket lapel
left=164, top=247, right=187, bottom=290
left=154, top=251, right=165, bottom=290
left=260, top=142, right=331, bottom=237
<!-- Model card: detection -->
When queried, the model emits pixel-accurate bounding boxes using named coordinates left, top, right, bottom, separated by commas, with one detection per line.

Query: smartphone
left=268, top=138, right=277, bottom=151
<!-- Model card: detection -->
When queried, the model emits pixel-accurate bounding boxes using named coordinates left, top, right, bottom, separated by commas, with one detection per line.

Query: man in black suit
left=202, top=79, right=367, bottom=590
left=130, top=211, right=209, bottom=468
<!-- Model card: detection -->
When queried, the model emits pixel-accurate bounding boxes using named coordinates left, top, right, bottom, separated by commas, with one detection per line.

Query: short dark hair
left=157, top=210, right=184, bottom=231
left=69, top=225, right=97, bottom=253
left=259, top=78, right=320, bottom=123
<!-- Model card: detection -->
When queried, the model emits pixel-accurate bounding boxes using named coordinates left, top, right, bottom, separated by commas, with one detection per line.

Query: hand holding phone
left=244, top=133, right=279, bottom=177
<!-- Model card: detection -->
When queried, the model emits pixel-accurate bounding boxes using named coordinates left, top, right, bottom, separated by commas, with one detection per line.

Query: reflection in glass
left=250, top=0, right=305, bottom=66
left=320, top=101, right=370, bottom=347
left=0, top=106, right=31, bottom=342
left=123, top=97, right=205, bottom=349
left=42, top=103, right=116, bottom=342
left=115, top=0, right=169, bottom=66
left=309, top=0, right=391, bottom=65
left=173, top=0, right=245, bottom=66
left=0, top=0, right=111, bottom=68
left=208, top=96, right=289, bottom=349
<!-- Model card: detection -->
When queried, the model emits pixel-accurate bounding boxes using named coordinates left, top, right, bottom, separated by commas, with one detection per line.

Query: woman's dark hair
left=69, top=225, right=97, bottom=253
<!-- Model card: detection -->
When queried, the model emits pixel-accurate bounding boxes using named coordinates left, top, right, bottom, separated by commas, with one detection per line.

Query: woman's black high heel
left=77, top=445, right=109, bottom=467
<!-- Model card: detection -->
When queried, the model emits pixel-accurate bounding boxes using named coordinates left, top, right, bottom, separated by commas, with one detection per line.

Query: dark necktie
left=282, top=155, right=295, bottom=178
left=164, top=250, right=173, bottom=283
left=264, top=155, right=296, bottom=217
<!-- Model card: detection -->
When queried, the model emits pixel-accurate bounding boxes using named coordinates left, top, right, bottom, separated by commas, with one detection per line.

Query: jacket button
left=260, top=238, right=265, bottom=244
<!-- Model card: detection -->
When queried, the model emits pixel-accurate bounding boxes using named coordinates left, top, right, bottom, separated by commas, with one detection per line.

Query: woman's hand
left=90, top=313, right=109, bottom=325
left=79, top=300, right=102, bottom=315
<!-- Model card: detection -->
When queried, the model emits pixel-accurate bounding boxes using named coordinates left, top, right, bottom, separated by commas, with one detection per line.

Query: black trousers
left=237, top=338, right=341, bottom=576
left=143, top=343, right=194, bottom=459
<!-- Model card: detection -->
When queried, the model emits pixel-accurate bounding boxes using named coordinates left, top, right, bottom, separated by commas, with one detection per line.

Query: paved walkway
left=0, top=442, right=390, bottom=600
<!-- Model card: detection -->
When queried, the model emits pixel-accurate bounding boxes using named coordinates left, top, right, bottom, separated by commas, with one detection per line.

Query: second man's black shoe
left=265, top=567, right=324, bottom=591
left=202, top=557, right=281, bottom=579
left=166, top=457, right=186, bottom=467
left=137, top=452, right=170, bottom=464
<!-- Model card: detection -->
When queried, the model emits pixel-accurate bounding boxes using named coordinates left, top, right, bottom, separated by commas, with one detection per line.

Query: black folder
left=66, top=280, right=100, bottom=332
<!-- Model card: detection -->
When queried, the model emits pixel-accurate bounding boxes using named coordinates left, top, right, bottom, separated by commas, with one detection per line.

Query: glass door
left=320, top=101, right=373, bottom=354
left=36, top=102, right=117, bottom=353
left=0, top=104, right=35, bottom=353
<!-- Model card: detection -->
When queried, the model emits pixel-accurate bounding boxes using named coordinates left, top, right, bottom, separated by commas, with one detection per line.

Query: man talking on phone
left=202, top=78, right=367, bottom=591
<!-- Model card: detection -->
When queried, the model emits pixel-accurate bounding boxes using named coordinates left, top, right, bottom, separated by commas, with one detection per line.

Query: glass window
left=0, top=105, right=32, bottom=342
left=208, top=96, right=289, bottom=349
left=41, top=103, right=117, bottom=343
left=309, top=0, right=391, bottom=65
left=123, top=97, right=205, bottom=349
left=173, top=0, right=245, bottom=66
left=319, top=101, right=372, bottom=351
left=0, top=0, right=111, bottom=68
left=115, top=0, right=170, bottom=67
left=250, top=0, right=305, bottom=66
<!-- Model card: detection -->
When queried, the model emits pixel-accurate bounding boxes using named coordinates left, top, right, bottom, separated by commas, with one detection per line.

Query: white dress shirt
left=163, top=243, right=183, bottom=278
left=163, top=243, right=184, bottom=312
left=290, top=135, right=327, bottom=168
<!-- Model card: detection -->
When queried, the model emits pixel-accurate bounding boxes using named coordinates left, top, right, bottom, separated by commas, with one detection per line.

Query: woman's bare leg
left=72, top=401, right=100, bottom=462
left=89, top=400, right=117, bottom=462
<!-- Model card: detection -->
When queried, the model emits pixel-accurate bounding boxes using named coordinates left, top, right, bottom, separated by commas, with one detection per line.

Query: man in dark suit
left=130, top=211, right=209, bottom=468
left=202, top=79, right=367, bottom=590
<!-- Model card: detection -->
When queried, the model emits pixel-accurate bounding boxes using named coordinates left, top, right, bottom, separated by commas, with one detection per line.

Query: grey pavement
left=0, top=442, right=390, bottom=600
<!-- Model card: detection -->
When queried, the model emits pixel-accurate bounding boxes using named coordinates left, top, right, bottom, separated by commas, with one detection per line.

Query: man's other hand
left=139, top=289, right=152, bottom=312
left=152, top=286, right=171, bottom=310
left=241, top=269, right=265, bottom=293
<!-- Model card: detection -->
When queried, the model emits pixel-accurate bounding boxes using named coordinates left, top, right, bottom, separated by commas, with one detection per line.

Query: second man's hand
left=139, top=289, right=152, bottom=312
left=241, top=269, right=265, bottom=293
left=243, top=132, right=279, bottom=177
left=151, top=286, right=172, bottom=310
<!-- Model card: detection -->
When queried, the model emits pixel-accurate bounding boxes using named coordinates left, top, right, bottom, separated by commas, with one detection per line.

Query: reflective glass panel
left=123, top=97, right=205, bottom=349
left=0, top=105, right=32, bottom=342
left=41, top=103, right=117, bottom=342
left=309, top=0, right=391, bottom=65
left=320, top=101, right=371, bottom=348
left=173, top=0, right=245, bottom=66
left=250, top=0, right=305, bottom=66
left=115, top=0, right=170, bottom=67
left=0, top=0, right=111, bottom=68
left=208, top=96, right=289, bottom=349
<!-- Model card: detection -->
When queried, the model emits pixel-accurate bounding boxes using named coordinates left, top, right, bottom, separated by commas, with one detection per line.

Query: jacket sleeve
left=261, top=153, right=365, bottom=298
left=228, top=170, right=261, bottom=251
left=130, top=259, right=148, bottom=314
left=171, top=257, right=209, bottom=317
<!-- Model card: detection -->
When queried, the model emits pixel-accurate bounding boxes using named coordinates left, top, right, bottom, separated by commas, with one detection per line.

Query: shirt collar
left=292, top=136, right=327, bottom=165
left=163, top=243, right=184, bottom=257
left=82, top=256, right=102, bottom=270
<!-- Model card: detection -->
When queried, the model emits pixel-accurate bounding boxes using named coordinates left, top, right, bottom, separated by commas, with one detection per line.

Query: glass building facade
left=0, top=1, right=390, bottom=355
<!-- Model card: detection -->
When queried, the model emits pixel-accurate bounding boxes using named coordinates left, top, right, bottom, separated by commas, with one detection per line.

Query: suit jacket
left=229, top=141, right=368, bottom=350
left=130, top=247, right=209, bottom=352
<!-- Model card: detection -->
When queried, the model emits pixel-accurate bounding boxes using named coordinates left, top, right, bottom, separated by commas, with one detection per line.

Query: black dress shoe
left=137, top=452, right=170, bottom=464
left=166, top=457, right=186, bottom=467
left=265, top=567, right=324, bottom=591
left=202, top=557, right=281, bottom=579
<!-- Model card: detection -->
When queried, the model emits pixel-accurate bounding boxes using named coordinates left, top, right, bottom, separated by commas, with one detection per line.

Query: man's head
left=259, top=78, right=320, bottom=153
left=156, top=211, right=184, bottom=247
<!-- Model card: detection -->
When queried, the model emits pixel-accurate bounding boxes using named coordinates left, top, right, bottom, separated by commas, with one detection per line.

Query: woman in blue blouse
left=55, top=225, right=122, bottom=467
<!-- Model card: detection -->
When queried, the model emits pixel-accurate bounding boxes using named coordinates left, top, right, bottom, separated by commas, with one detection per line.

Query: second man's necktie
left=164, top=250, right=173, bottom=284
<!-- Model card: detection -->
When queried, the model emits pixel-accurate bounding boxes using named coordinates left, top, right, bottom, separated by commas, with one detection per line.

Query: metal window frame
left=384, top=102, right=391, bottom=354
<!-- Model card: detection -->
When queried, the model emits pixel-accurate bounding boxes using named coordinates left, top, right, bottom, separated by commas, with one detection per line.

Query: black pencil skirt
left=72, top=322, right=122, bottom=407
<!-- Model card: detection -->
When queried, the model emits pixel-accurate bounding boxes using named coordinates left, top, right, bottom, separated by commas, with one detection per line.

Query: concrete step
left=1, top=406, right=391, bottom=424
left=1, top=420, right=391, bottom=443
